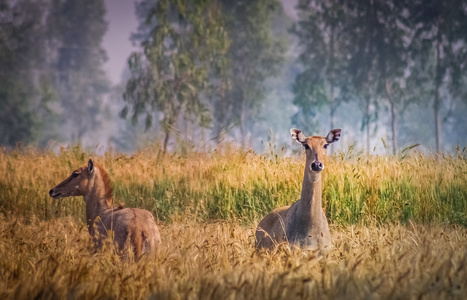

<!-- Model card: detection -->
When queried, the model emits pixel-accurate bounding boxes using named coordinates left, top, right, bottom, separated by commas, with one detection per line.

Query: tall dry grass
left=0, top=144, right=466, bottom=225
left=0, top=216, right=466, bottom=299
left=0, top=144, right=466, bottom=299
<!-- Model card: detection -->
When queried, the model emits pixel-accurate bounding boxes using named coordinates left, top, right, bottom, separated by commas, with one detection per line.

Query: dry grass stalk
left=0, top=217, right=466, bottom=299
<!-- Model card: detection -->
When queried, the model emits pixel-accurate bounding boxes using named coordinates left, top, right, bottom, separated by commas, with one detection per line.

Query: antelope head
left=49, top=158, right=95, bottom=199
left=290, top=128, right=341, bottom=172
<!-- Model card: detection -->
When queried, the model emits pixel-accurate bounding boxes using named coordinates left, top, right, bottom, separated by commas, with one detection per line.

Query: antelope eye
left=71, top=172, right=79, bottom=178
left=324, top=144, right=329, bottom=149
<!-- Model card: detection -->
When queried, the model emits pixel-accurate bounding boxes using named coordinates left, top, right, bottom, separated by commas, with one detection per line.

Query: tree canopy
left=123, top=0, right=230, bottom=152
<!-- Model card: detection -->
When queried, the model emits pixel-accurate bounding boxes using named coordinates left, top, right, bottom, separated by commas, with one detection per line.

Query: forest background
left=2, top=0, right=467, bottom=155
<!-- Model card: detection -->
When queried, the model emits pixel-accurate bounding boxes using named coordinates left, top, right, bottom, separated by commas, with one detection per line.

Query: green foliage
left=123, top=0, right=230, bottom=151
left=124, top=0, right=286, bottom=150
left=0, top=0, right=57, bottom=146
left=291, top=0, right=351, bottom=132
left=292, top=0, right=467, bottom=154
left=214, top=0, right=286, bottom=144
left=0, top=0, right=109, bottom=147
left=406, top=0, right=467, bottom=152
left=342, top=0, right=410, bottom=154
left=47, top=0, right=110, bottom=142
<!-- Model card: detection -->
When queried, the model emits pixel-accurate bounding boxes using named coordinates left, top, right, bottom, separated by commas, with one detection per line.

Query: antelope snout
left=311, top=161, right=324, bottom=172
left=49, top=188, right=61, bottom=198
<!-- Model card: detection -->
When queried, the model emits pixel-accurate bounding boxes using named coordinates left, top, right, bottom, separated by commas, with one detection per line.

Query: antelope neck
left=298, top=167, right=323, bottom=221
left=83, top=169, right=112, bottom=225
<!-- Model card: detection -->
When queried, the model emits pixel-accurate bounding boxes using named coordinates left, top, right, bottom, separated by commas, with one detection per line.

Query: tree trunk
left=366, top=117, right=370, bottom=154
left=240, top=100, right=247, bottom=148
left=385, top=79, right=398, bottom=155
left=329, top=85, right=335, bottom=154
left=213, top=90, right=231, bottom=146
left=434, top=91, right=442, bottom=153
left=201, top=128, right=206, bottom=152
left=364, top=97, right=370, bottom=154
left=163, top=97, right=183, bottom=153
left=184, top=117, right=189, bottom=139
left=328, top=25, right=336, bottom=154
left=214, top=125, right=224, bottom=145
left=163, top=115, right=176, bottom=153
left=390, top=102, right=397, bottom=155
left=163, top=130, right=170, bottom=153
left=76, top=97, right=84, bottom=143
left=434, top=21, right=443, bottom=154
left=330, top=102, right=335, bottom=132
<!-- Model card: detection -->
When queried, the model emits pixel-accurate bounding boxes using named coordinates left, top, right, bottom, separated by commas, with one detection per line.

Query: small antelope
left=255, top=128, right=341, bottom=252
left=49, top=158, right=161, bottom=259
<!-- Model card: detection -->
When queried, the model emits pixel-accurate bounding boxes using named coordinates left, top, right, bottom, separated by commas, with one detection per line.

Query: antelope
left=49, top=158, right=161, bottom=259
left=255, top=128, right=341, bottom=252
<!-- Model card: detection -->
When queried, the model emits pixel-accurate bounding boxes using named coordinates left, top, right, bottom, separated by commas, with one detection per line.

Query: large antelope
left=255, top=128, right=341, bottom=252
left=49, top=158, right=161, bottom=259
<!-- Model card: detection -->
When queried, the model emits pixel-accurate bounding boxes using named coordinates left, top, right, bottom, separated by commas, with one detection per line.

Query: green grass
left=0, top=144, right=466, bottom=226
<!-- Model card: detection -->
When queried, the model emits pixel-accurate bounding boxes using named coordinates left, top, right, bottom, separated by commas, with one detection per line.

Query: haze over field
left=1, top=0, right=466, bottom=154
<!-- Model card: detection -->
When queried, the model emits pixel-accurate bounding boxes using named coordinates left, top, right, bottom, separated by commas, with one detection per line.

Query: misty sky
left=102, top=0, right=298, bottom=85
left=102, top=0, right=138, bottom=84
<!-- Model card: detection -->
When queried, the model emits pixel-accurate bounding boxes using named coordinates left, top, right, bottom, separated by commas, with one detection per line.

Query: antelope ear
left=88, top=158, right=94, bottom=173
left=325, top=129, right=341, bottom=144
left=290, top=128, right=307, bottom=144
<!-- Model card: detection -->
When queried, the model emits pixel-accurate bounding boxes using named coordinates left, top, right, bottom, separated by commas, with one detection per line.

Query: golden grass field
left=0, top=144, right=466, bottom=299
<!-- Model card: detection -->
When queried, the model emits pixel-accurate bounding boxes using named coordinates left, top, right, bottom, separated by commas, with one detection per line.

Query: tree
left=212, top=0, right=285, bottom=146
left=47, top=0, right=110, bottom=143
left=407, top=0, right=467, bottom=153
left=0, top=0, right=56, bottom=146
left=252, top=6, right=296, bottom=149
left=291, top=0, right=413, bottom=154
left=291, top=0, right=351, bottom=138
left=123, top=0, right=229, bottom=152
left=343, top=0, right=411, bottom=154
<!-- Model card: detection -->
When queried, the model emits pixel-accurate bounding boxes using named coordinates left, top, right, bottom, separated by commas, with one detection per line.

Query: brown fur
left=98, top=166, right=113, bottom=206
left=255, top=128, right=341, bottom=252
left=49, top=158, right=161, bottom=259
